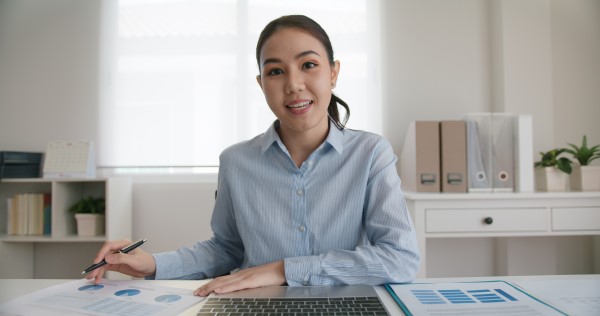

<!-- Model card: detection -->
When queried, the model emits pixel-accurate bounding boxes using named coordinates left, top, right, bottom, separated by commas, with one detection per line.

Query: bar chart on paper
left=411, top=287, right=518, bottom=305
left=386, top=281, right=568, bottom=316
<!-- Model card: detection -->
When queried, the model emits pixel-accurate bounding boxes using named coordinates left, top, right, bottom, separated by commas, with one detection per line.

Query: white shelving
left=405, top=192, right=600, bottom=278
left=0, top=177, right=131, bottom=279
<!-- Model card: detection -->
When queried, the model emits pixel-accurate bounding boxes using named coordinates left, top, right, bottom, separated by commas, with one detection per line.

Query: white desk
left=1, top=275, right=598, bottom=315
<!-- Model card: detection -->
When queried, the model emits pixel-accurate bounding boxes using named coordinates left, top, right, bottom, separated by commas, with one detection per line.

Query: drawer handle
left=483, top=217, right=493, bottom=225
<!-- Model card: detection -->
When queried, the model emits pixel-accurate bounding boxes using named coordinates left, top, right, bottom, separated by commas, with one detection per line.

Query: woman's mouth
left=286, top=100, right=313, bottom=111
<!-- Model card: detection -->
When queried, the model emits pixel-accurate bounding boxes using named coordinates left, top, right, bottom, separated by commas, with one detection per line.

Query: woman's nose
left=285, top=70, right=305, bottom=94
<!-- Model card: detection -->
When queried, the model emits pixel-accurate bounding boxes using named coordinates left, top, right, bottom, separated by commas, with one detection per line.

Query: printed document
left=385, top=280, right=567, bottom=316
left=0, top=279, right=204, bottom=316
left=516, top=278, right=600, bottom=316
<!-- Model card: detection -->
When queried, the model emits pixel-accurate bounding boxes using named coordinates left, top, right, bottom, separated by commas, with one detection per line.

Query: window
left=99, top=0, right=381, bottom=168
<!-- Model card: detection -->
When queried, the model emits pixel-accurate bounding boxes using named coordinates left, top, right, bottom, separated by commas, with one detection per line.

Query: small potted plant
left=565, top=135, right=600, bottom=191
left=69, top=196, right=106, bottom=236
left=534, top=148, right=572, bottom=191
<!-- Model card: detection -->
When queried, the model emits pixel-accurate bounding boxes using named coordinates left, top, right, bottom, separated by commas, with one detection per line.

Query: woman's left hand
left=193, top=261, right=286, bottom=296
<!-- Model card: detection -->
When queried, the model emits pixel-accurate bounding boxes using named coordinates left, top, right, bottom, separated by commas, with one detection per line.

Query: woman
left=87, top=15, right=420, bottom=296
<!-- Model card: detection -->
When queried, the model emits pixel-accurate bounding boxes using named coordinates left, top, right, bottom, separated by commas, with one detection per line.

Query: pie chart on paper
left=78, top=284, right=104, bottom=291
left=155, top=294, right=182, bottom=303
left=114, top=289, right=141, bottom=297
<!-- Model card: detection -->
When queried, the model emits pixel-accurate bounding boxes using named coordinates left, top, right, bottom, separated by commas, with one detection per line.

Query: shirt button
left=307, top=160, right=313, bottom=166
left=298, top=225, right=305, bottom=232
left=296, top=189, right=304, bottom=196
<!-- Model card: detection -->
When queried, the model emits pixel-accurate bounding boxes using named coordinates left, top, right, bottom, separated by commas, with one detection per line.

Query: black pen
left=81, top=238, right=148, bottom=275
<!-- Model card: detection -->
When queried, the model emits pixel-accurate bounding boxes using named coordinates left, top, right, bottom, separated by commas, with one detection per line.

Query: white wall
left=1, top=0, right=599, bottom=259
left=0, top=0, right=101, bottom=151
left=381, top=0, right=600, bottom=159
left=551, top=0, right=600, bottom=147
left=381, top=0, right=492, bottom=156
left=131, top=178, right=216, bottom=253
left=489, top=0, right=555, bottom=153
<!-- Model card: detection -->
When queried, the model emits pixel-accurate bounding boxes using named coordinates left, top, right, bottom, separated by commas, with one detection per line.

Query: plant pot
left=535, top=167, right=570, bottom=192
left=570, top=165, right=600, bottom=191
left=75, top=214, right=105, bottom=236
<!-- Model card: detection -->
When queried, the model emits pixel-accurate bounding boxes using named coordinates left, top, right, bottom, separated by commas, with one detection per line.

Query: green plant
left=564, top=135, right=600, bottom=166
left=534, top=148, right=572, bottom=174
left=69, top=196, right=105, bottom=214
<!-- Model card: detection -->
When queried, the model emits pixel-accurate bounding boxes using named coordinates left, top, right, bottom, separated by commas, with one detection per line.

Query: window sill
left=97, top=167, right=218, bottom=183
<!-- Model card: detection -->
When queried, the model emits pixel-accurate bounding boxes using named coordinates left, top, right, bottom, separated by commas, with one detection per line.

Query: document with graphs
left=0, top=279, right=204, bottom=316
left=385, top=280, right=567, bottom=316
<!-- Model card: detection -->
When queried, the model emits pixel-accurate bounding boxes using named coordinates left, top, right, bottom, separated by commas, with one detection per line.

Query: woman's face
left=257, top=28, right=340, bottom=136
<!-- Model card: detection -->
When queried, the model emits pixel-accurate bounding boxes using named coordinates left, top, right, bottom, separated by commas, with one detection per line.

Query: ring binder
left=400, top=121, right=441, bottom=192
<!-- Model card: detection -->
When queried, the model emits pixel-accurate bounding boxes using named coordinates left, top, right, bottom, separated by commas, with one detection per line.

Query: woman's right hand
left=85, top=239, right=157, bottom=284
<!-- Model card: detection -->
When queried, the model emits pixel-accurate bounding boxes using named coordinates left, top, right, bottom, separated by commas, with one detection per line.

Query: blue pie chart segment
left=155, top=294, right=182, bottom=303
left=78, top=284, right=104, bottom=291
left=114, top=289, right=141, bottom=297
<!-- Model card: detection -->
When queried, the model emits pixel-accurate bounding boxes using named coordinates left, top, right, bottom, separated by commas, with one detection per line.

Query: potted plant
left=69, top=196, right=106, bottom=236
left=534, top=148, right=572, bottom=191
left=565, top=135, right=600, bottom=191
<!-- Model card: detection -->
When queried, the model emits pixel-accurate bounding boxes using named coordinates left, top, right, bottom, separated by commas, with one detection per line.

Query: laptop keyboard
left=197, top=296, right=389, bottom=315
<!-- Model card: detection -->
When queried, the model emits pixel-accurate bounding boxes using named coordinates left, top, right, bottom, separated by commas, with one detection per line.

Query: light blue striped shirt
left=153, top=120, right=420, bottom=286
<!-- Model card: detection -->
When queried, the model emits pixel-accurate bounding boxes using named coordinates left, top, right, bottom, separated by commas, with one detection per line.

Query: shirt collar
left=259, top=119, right=345, bottom=155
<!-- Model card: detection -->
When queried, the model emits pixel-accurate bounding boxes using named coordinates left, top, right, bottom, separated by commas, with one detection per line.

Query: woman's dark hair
left=256, top=15, right=350, bottom=130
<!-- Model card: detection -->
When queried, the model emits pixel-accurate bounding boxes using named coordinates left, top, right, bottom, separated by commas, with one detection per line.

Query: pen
left=81, top=238, right=147, bottom=275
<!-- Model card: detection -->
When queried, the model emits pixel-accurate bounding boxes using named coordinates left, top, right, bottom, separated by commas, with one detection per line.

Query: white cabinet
left=405, top=192, right=600, bottom=277
left=425, top=208, right=549, bottom=233
left=0, top=177, right=131, bottom=279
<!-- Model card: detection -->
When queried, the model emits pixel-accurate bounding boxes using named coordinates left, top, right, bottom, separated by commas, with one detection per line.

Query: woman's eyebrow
left=262, top=50, right=321, bottom=67
left=262, top=57, right=282, bottom=67
left=296, top=50, right=320, bottom=59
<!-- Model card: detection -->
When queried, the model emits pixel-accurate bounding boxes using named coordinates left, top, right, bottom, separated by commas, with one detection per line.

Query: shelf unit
left=0, top=177, right=131, bottom=279
left=404, top=191, right=600, bottom=278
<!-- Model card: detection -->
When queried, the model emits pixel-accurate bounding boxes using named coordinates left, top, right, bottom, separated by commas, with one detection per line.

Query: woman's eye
left=303, top=62, right=317, bottom=69
left=267, top=68, right=283, bottom=76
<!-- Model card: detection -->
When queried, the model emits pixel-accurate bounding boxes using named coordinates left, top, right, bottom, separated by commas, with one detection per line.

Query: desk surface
left=1, top=275, right=598, bottom=315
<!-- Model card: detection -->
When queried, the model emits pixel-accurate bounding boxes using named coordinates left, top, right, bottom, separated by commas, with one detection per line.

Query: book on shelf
left=5, top=193, right=51, bottom=236
left=43, top=193, right=52, bottom=235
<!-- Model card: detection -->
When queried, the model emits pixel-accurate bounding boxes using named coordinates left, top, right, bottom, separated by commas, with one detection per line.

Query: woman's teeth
left=287, top=101, right=312, bottom=109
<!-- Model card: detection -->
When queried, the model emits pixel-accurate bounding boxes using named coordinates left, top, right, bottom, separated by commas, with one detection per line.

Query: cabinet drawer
left=552, top=207, right=600, bottom=231
left=426, top=208, right=549, bottom=233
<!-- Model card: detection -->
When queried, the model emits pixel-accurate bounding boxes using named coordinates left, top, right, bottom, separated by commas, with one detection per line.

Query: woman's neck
left=278, top=119, right=329, bottom=168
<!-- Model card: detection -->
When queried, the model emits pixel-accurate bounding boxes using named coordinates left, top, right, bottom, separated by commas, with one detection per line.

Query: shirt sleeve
left=284, top=138, right=420, bottom=286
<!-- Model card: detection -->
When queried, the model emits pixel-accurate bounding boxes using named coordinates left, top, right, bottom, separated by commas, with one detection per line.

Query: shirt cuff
left=284, top=255, right=321, bottom=286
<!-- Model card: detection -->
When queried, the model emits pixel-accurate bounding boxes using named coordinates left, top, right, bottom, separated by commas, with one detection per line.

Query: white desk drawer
left=552, top=207, right=600, bottom=231
left=426, top=208, right=549, bottom=233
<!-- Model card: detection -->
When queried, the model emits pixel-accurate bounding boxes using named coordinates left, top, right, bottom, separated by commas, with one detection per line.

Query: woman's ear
left=256, top=75, right=263, bottom=90
left=331, top=60, right=340, bottom=88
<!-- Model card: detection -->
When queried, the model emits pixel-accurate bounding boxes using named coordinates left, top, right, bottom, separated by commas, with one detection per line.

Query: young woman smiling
left=86, top=15, right=420, bottom=296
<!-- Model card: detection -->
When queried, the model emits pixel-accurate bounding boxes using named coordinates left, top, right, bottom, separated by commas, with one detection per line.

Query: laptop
left=194, top=285, right=396, bottom=315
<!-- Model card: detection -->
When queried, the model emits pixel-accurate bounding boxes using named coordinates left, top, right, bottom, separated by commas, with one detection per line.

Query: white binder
left=464, top=113, right=535, bottom=193
left=513, top=115, right=534, bottom=192
left=491, top=113, right=515, bottom=192
left=464, top=114, right=493, bottom=192
left=464, top=113, right=521, bottom=193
